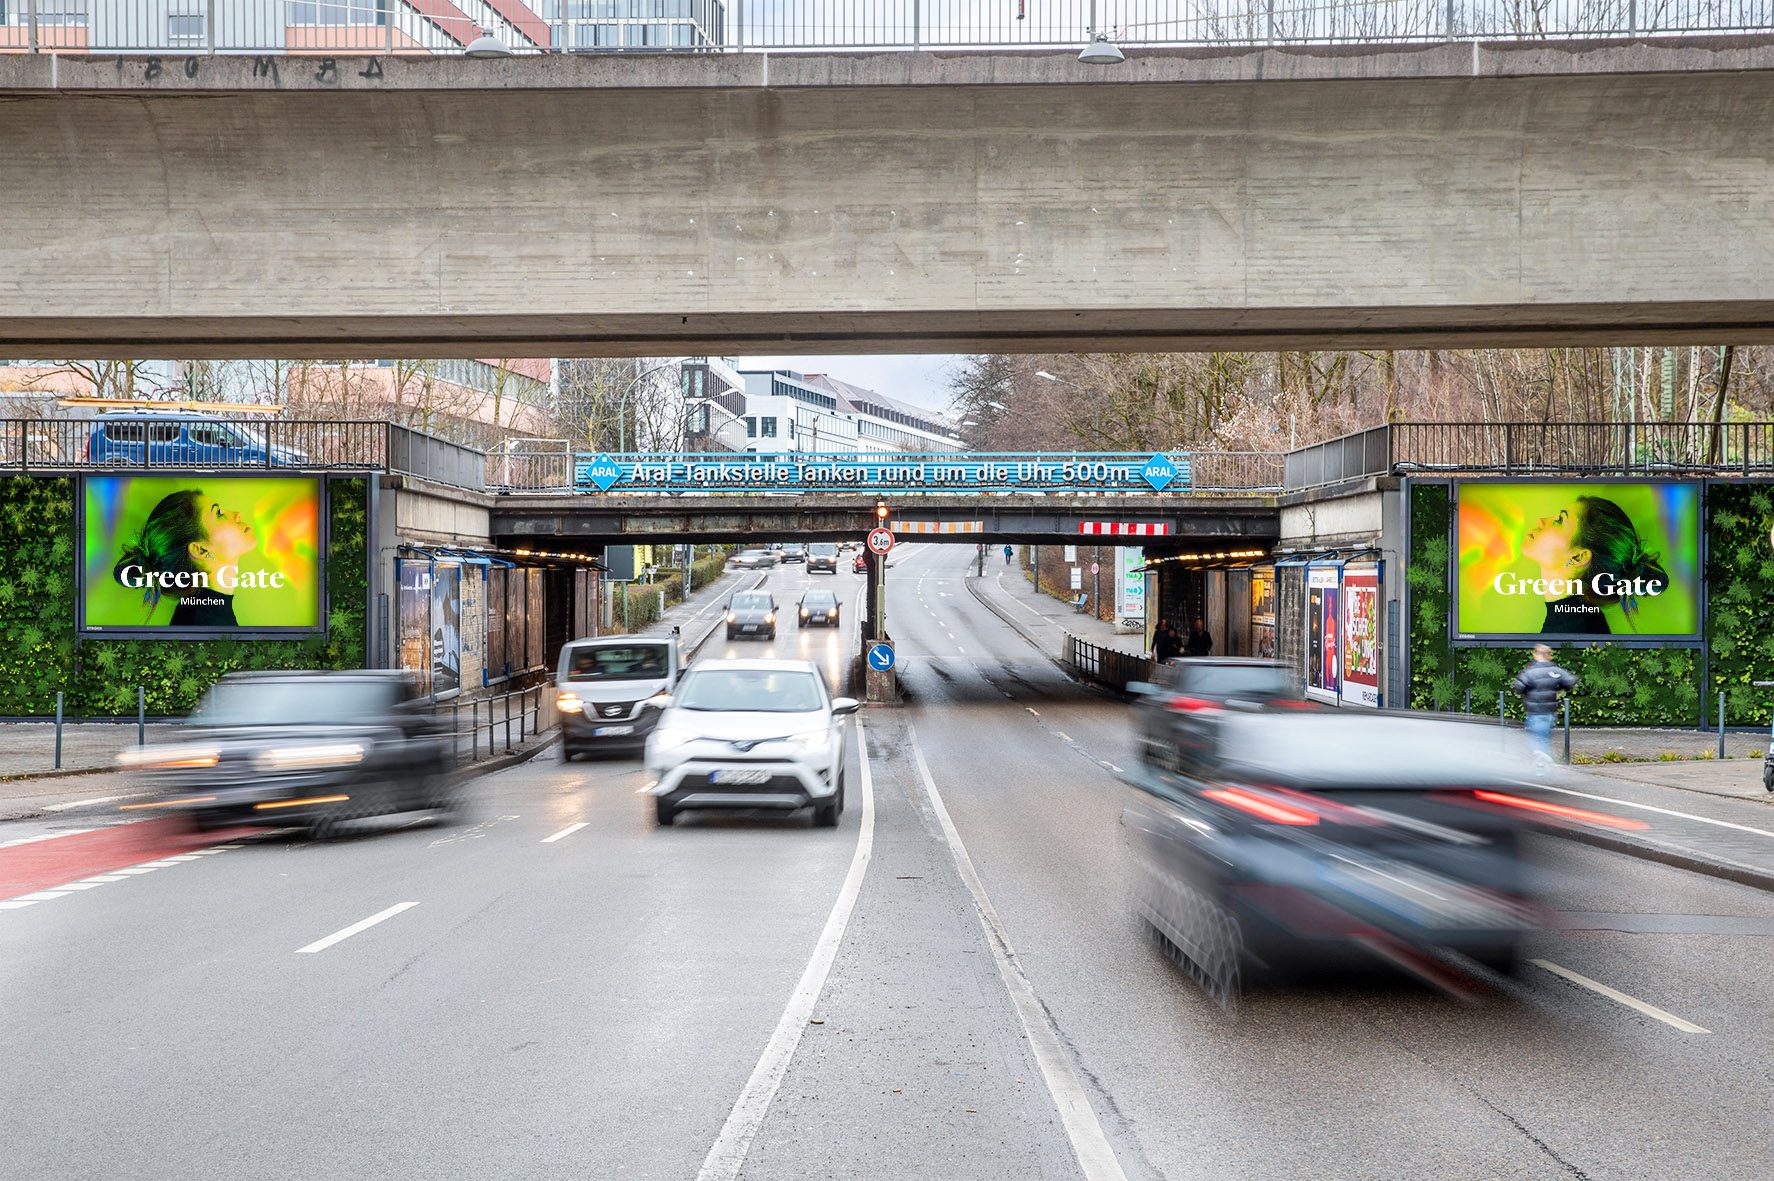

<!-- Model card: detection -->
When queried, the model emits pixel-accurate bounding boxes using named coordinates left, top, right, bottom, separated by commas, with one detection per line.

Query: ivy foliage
left=1407, top=482, right=1708, bottom=727
left=0, top=477, right=367, bottom=717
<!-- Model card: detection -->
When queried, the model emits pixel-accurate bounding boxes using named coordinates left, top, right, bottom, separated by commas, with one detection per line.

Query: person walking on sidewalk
left=1003, top=544, right=1014, bottom=566
left=1512, top=644, right=1577, bottom=767
left=1184, top=617, right=1213, bottom=658
left=1153, top=618, right=1182, bottom=663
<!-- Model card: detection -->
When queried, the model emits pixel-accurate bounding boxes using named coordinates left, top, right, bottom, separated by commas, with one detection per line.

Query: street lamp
left=464, top=32, right=513, bottom=57
left=614, top=359, right=683, bottom=453
left=1078, top=33, right=1124, bottom=65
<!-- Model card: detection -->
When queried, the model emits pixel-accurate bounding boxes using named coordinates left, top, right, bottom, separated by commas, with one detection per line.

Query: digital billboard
left=81, top=476, right=322, bottom=634
left=1456, top=482, right=1700, bottom=640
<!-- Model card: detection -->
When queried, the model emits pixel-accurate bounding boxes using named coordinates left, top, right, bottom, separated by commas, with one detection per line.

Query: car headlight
left=800, top=610, right=809, bottom=619
left=116, top=743, right=220, bottom=770
left=252, top=742, right=365, bottom=773
left=782, top=729, right=831, bottom=756
left=556, top=692, right=583, bottom=712
left=766, top=613, right=776, bottom=624
left=726, top=612, right=737, bottom=623
left=650, top=728, right=694, bottom=753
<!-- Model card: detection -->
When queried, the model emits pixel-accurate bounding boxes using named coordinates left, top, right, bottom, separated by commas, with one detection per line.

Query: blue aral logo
left=1141, top=452, right=1178, bottom=491
left=583, top=452, right=625, bottom=493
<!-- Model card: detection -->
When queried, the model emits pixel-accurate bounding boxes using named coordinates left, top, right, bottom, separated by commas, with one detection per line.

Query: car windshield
left=564, top=644, right=669, bottom=681
left=802, top=592, right=838, bottom=608
left=809, top=544, right=837, bottom=556
left=1174, top=665, right=1292, bottom=698
left=194, top=680, right=399, bottom=726
left=731, top=593, right=773, bottom=610
left=674, top=668, right=824, bottom=713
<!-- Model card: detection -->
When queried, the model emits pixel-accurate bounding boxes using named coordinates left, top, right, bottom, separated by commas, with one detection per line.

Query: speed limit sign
left=867, top=527, right=895, bottom=555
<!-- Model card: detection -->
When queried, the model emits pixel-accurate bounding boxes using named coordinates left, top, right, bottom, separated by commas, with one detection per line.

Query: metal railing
left=438, top=680, right=553, bottom=762
left=2, top=0, right=1768, bottom=56
left=1063, top=632, right=1155, bottom=694
left=0, top=415, right=389, bottom=471
left=1389, top=420, right=1774, bottom=476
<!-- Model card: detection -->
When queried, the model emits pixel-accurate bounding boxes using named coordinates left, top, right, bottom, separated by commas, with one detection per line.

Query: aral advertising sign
left=81, top=476, right=321, bottom=634
left=1340, top=565, right=1381, bottom=708
left=1457, top=482, right=1700, bottom=640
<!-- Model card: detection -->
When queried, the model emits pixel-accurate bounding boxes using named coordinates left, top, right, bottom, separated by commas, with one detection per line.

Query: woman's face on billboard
left=1522, top=504, right=1590, bottom=572
left=188, top=497, right=256, bottom=577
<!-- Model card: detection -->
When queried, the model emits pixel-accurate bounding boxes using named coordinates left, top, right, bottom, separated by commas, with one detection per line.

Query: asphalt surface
left=2, top=545, right=1772, bottom=1180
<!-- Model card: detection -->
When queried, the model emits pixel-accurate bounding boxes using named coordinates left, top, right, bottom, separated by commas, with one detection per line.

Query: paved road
left=2, top=546, right=1771, bottom=1179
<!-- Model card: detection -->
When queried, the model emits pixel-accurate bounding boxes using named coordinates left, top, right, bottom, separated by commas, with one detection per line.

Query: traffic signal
left=875, top=500, right=890, bottom=522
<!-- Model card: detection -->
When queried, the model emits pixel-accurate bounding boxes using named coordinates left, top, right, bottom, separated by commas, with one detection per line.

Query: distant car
left=779, top=544, right=807, bottom=564
left=117, top=671, right=455, bottom=837
left=726, top=590, right=779, bottom=640
left=807, top=542, right=839, bottom=574
left=1129, top=659, right=1305, bottom=774
left=644, top=659, right=860, bottom=827
left=86, top=410, right=308, bottom=467
left=729, top=549, right=779, bottom=570
left=555, top=635, right=682, bottom=760
left=1124, top=711, right=1545, bottom=1005
left=798, top=589, right=841, bottom=628
left=852, top=554, right=868, bottom=574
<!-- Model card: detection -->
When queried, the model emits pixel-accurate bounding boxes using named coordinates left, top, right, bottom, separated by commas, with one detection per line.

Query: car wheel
left=813, top=784, right=843, bottom=828
left=1467, top=938, right=1524, bottom=977
left=768, top=628, right=777, bottom=641
left=655, top=798, right=677, bottom=826
left=726, top=628, right=736, bottom=640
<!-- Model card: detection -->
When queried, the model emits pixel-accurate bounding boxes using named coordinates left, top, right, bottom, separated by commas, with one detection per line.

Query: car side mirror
left=1126, top=681, right=1159, bottom=697
left=831, top=697, right=862, bottom=715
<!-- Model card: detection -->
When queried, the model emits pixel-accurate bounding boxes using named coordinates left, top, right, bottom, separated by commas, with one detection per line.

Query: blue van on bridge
left=85, top=410, right=309, bottom=467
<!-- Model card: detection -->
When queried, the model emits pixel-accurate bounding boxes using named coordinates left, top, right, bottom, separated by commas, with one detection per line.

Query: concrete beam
left=5, top=43, right=1774, bottom=355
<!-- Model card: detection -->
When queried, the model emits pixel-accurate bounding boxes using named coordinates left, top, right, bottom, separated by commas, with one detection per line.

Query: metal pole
left=1563, top=697, right=1571, bottom=765
left=471, top=700, right=479, bottom=760
left=1464, top=688, right=1472, bottom=715
left=26, top=0, right=38, bottom=53
left=54, top=691, right=63, bottom=770
left=504, top=694, right=512, bottom=754
left=1444, top=0, right=1454, bottom=38
left=387, top=0, right=396, bottom=55
left=206, top=0, right=216, bottom=53
left=1498, top=690, right=1506, bottom=725
left=913, top=0, right=921, bottom=50
left=1719, top=690, right=1726, bottom=760
left=519, top=691, right=527, bottom=744
left=138, top=686, right=145, bottom=747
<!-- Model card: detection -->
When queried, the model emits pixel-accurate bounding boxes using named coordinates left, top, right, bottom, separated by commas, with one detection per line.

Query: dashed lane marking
left=1531, top=959, right=1711, bottom=1033
left=541, top=822, right=588, bottom=844
left=295, top=901, right=420, bottom=955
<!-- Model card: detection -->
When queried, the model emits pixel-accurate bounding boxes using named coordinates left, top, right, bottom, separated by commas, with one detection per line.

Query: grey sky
left=733, top=354, right=963, bottom=414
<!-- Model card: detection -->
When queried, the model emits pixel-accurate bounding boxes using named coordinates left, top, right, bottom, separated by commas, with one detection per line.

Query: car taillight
left=1468, top=789, right=1649, bottom=831
left=1202, top=786, right=1319, bottom=825
left=1165, top=695, right=1219, bottom=713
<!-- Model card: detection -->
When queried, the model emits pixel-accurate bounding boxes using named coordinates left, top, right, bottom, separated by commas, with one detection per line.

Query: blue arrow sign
left=867, top=642, right=895, bottom=672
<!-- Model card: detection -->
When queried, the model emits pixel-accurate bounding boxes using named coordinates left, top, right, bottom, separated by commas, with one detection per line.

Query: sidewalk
left=966, top=564, right=1146, bottom=665
left=1550, top=762, right=1774, bottom=891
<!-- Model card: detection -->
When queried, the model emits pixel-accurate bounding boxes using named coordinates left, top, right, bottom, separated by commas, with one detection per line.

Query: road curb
left=1553, top=826, right=1774, bottom=895
left=963, top=572, right=1081, bottom=684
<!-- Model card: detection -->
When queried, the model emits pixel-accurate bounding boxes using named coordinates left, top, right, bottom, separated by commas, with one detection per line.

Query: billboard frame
left=74, top=471, right=334, bottom=641
left=1447, top=477, right=1707, bottom=650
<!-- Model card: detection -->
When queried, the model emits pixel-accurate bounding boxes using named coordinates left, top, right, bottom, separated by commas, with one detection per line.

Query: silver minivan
left=555, top=635, right=683, bottom=761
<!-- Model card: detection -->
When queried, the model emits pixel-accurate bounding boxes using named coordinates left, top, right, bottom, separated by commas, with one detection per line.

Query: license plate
left=742, top=624, right=759, bottom=631
left=593, top=725, right=634, bottom=737
left=710, top=768, right=770, bottom=785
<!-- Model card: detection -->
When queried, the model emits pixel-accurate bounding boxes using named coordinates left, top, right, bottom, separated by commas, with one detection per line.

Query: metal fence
left=0, top=415, right=390, bottom=470
left=2, top=0, right=1768, bottom=56
left=1063, top=632, right=1154, bottom=693
left=1389, top=420, right=1774, bottom=476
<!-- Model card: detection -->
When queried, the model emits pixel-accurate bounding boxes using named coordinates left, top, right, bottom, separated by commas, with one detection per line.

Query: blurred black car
left=1124, top=711, right=1547, bottom=1006
left=118, top=671, right=457, bottom=836
left=725, top=590, right=779, bottom=640
left=779, top=543, right=807, bottom=564
left=807, top=543, right=839, bottom=574
left=730, top=549, right=779, bottom=570
left=1130, top=658, right=1304, bottom=773
left=797, top=589, right=841, bottom=627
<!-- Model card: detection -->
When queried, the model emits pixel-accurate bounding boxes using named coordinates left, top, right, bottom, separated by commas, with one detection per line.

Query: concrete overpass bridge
left=5, top=38, right=1774, bottom=357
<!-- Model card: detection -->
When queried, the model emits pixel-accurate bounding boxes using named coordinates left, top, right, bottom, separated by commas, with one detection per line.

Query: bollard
left=1563, top=697, right=1571, bottom=765
left=1719, top=690, right=1726, bottom=760
left=137, top=685, right=145, bottom=747
left=54, top=690, right=64, bottom=771
left=471, top=701, right=479, bottom=760
left=659, top=589, right=666, bottom=619
left=1498, top=690, right=1506, bottom=726
left=519, top=692, right=527, bottom=744
left=505, top=694, right=513, bottom=754
left=1464, top=688, right=1472, bottom=715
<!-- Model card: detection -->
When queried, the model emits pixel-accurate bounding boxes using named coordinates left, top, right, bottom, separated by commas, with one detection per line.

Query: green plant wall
left=1409, top=481, right=1774, bottom=727
left=0, top=476, right=367, bottom=717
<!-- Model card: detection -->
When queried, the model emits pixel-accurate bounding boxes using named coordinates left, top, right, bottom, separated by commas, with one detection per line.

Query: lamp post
left=614, top=359, right=682, bottom=454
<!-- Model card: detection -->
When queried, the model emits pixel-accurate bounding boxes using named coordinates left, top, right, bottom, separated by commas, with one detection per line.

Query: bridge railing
left=1388, top=420, right=1774, bottom=476
left=0, top=416, right=391, bottom=471
left=2, top=0, right=1768, bottom=57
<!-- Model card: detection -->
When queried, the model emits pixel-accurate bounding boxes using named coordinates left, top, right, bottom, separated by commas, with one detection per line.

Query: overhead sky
left=733, top=354, right=963, bottom=415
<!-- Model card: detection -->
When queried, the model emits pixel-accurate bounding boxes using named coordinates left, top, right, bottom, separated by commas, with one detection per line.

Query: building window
left=745, top=416, right=757, bottom=437
left=286, top=0, right=387, bottom=26
left=761, top=417, right=778, bottom=438
left=167, top=11, right=205, bottom=41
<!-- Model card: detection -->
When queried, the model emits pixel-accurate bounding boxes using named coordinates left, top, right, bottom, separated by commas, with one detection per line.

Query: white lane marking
left=1537, top=783, right=1774, bottom=841
left=295, top=902, right=420, bottom=955
left=0, top=900, right=40, bottom=910
left=113, top=867, right=159, bottom=876
left=42, top=795, right=128, bottom=812
left=0, top=829, right=100, bottom=851
left=15, top=891, right=71, bottom=902
left=1530, top=959, right=1711, bottom=1034
left=541, top=821, right=588, bottom=844
left=1054, top=731, right=1074, bottom=743
left=697, top=718, right=877, bottom=1181
left=907, top=727, right=1127, bottom=1181
left=1025, top=707, right=1041, bottom=717
left=994, top=572, right=1050, bottom=621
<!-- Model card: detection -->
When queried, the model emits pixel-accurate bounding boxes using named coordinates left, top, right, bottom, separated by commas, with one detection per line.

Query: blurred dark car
left=1130, top=658, right=1304, bottom=773
left=851, top=553, right=868, bottom=574
left=779, top=543, right=807, bottom=564
left=118, top=671, right=456, bottom=836
left=86, top=410, right=308, bottom=467
left=730, top=549, right=779, bottom=570
left=797, top=589, right=841, bottom=628
left=725, top=590, right=779, bottom=640
left=807, top=543, right=839, bottom=574
left=1124, top=711, right=1547, bottom=1006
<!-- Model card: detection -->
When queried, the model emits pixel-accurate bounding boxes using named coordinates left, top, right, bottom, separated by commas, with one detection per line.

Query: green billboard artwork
left=1456, top=481, right=1701, bottom=640
left=81, top=475, right=323, bottom=633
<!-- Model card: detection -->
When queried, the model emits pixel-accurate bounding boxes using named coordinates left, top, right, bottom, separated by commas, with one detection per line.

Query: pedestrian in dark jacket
left=1183, top=618, right=1213, bottom=658
left=1153, top=619, right=1182, bottom=662
left=1512, top=644, right=1577, bottom=763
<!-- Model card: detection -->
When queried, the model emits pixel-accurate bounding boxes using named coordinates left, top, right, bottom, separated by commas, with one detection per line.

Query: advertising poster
left=1457, top=482, right=1700, bottom=639
left=1340, top=565, right=1381, bottom=708
left=1117, top=547, right=1145, bottom=632
left=431, top=563, right=462, bottom=697
left=81, top=475, right=321, bottom=633
left=485, top=568, right=507, bottom=682
left=1306, top=566, right=1340, bottom=701
left=398, top=560, right=431, bottom=697
left=1250, top=566, right=1277, bottom=659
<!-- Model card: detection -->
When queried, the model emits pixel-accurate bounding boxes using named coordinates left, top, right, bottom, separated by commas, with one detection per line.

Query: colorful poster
left=1250, top=565, right=1277, bottom=659
left=431, top=563, right=461, bottom=697
left=1457, top=482, right=1700, bottom=639
left=81, top=475, right=321, bottom=633
left=1306, top=565, right=1340, bottom=700
left=1340, top=565, right=1381, bottom=708
left=1117, top=546, right=1145, bottom=631
left=398, top=560, right=431, bottom=696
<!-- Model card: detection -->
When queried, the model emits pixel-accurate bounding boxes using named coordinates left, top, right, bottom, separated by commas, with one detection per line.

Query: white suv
left=644, top=659, right=860, bottom=827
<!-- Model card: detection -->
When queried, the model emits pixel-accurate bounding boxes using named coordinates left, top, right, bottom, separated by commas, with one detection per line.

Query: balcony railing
left=1, top=0, right=1768, bottom=56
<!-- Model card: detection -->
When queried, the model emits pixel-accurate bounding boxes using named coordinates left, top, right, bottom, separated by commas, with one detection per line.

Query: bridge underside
left=5, top=44, right=1774, bottom=356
